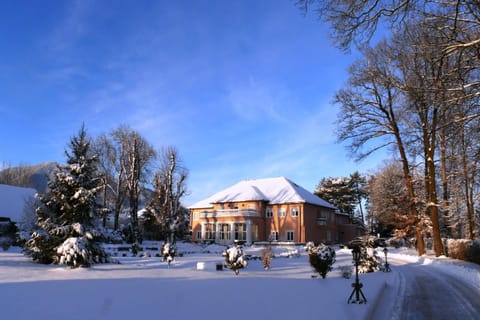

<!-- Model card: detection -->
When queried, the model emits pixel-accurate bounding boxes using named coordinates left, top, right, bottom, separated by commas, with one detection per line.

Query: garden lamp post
left=383, top=247, right=391, bottom=272
left=348, top=246, right=367, bottom=304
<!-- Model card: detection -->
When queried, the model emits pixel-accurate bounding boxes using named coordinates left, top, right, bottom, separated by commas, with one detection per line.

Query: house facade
left=189, top=177, right=362, bottom=245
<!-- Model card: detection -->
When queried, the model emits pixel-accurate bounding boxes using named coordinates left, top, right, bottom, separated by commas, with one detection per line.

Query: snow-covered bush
left=96, top=227, right=124, bottom=244
left=447, top=239, right=480, bottom=265
left=386, top=237, right=408, bottom=248
left=56, top=237, right=109, bottom=268
left=0, top=236, right=11, bottom=251
left=466, top=240, right=480, bottom=265
left=347, top=238, right=381, bottom=273
left=307, top=243, right=336, bottom=279
left=447, top=239, right=469, bottom=260
left=304, top=241, right=315, bottom=252
left=24, top=229, right=59, bottom=264
left=161, top=242, right=176, bottom=267
left=223, top=243, right=248, bottom=275
left=261, top=245, right=273, bottom=270
left=357, top=246, right=380, bottom=273
left=339, top=265, right=352, bottom=279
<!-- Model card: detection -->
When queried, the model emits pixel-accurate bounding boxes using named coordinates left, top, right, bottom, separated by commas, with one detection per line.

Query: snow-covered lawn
left=0, top=243, right=478, bottom=320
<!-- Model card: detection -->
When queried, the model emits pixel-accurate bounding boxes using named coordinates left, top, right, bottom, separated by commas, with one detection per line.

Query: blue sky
left=0, top=0, right=387, bottom=205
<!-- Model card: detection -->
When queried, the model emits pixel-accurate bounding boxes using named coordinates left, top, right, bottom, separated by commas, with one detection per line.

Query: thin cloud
left=47, top=0, right=92, bottom=54
left=227, top=77, right=288, bottom=123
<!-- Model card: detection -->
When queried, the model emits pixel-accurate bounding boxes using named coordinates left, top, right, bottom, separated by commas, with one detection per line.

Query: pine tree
left=24, top=125, right=109, bottom=267
left=315, top=173, right=368, bottom=222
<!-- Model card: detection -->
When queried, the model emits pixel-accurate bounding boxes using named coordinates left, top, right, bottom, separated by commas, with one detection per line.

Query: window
left=251, top=224, right=258, bottom=242
left=234, top=223, right=247, bottom=241
left=205, top=224, right=216, bottom=240
left=219, top=224, right=231, bottom=241
left=291, top=207, right=299, bottom=217
left=266, top=207, right=273, bottom=218
left=196, top=230, right=202, bottom=240
left=270, top=231, right=279, bottom=241
left=317, top=210, right=329, bottom=220
left=286, top=231, right=294, bottom=241
left=279, top=207, right=286, bottom=218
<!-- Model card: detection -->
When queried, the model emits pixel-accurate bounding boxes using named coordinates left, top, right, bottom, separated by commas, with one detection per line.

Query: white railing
left=195, top=209, right=261, bottom=219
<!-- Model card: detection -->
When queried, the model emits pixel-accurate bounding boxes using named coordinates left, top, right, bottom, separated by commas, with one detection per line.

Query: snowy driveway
left=389, top=258, right=480, bottom=320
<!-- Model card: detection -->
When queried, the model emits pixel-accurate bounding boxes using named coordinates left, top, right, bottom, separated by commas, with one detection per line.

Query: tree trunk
left=439, top=106, right=450, bottom=238
left=391, top=112, right=426, bottom=255
left=422, top=104, right=444, bottom=257
left=427, top=151, right=444, bottom=256
left=461, top=126, right=475, bottom=239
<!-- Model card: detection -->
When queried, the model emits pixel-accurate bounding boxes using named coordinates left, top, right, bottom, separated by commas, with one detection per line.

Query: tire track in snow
left=389, top=258, right=480, bottom=320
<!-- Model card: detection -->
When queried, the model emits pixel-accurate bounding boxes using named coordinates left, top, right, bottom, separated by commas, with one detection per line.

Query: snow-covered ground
left=0, top=243, right=478, bottom=320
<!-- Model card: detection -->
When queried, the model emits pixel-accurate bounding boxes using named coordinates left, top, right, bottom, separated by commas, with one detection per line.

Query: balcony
left=316, top=217, right=327, bottom=226
left=195, top=208, right=261, bottom=219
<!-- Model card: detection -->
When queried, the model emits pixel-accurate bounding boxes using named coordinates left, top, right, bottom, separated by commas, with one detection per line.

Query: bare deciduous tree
left=93, top=133, right=127, bottom=230
left=115, top=126, right=156, bottom=249
left=0, top=162, right=32, bottom=187
left=146, top=147, right=188, bottom=243
left=335, top=39, right=427, bottom=254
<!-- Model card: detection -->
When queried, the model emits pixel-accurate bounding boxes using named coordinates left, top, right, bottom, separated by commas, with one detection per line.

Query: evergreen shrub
left=306, top=243, right=336, bottom=279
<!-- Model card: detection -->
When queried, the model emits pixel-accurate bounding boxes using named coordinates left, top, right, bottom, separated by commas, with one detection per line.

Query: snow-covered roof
left=189, top=177, right=336, bottom=209
left=0, top=184, right=37, bottom=222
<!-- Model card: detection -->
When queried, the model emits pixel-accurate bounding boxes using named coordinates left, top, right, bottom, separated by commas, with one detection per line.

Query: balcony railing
left=195, top=208, right=261, bottom=219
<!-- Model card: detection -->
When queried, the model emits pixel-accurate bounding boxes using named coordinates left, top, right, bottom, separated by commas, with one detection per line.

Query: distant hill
left=27, top=162, right=57, bottom=193
left=0, top=162, right=57, bottom=193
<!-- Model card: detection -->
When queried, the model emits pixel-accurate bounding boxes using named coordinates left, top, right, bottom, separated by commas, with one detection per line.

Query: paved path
left=385, top=258, right=480, bottom=320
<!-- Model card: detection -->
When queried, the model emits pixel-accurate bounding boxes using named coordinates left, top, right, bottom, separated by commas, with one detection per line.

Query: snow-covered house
left=189, top=177, right=361, bottom=245
left=0, top=184, right=36, bottom=235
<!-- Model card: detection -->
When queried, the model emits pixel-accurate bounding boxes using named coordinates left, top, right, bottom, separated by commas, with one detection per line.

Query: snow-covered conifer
left=24, top=125, right=110, bottom=267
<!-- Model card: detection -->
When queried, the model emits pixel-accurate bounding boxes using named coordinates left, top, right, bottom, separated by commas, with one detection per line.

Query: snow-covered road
left=389, top=258, right=480, bottom=320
